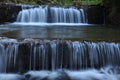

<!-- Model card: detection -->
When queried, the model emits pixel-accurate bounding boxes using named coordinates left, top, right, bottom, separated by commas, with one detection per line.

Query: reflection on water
left=0, top=24, right=120, bottom=41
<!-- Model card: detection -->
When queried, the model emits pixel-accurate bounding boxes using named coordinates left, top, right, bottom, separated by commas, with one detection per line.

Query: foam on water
left=24, top=70, right=51, bottom=80
left=0, top=74, right=23, bottom=80
left=0, top=38, right=18, bottom=43
left=23, top=67, right=120, bottom=80
left=12, top=22, right=91, bottom=26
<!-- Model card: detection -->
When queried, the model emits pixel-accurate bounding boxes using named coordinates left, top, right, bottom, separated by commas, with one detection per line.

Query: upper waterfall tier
left=16, top=6, right=87, bottom=23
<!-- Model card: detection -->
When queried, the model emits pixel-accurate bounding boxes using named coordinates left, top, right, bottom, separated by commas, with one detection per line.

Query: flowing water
left=0, top=39, right=120, bottom=72
left=0, top=39, right=120, bottom=80
left=16, top=6, right=87, bottom=23
left=0, top=5, right=120, bottom=80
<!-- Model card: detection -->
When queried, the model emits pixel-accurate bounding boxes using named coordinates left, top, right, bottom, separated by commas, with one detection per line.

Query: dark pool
left=0, top=23, right=120, bottom=41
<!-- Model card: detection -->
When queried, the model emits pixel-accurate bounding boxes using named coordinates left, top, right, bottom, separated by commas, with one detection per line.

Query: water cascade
left=16, top=6, right=87, bottom=23
left=0, top=39, right=120, bottom=73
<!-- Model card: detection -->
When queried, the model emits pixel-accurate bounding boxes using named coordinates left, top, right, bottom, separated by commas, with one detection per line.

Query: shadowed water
left=0, top=24, right=120, bottom=41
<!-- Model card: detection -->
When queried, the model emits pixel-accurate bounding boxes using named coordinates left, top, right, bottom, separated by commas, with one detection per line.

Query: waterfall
left=0, top=39, right=120, bottom=73
left=17, top=6, right=47, bottom=22
left=16, top=6, right=87, bottom=23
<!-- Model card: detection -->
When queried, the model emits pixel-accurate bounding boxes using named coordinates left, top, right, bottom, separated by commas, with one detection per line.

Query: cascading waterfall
left=17, top=6, right=47, bottom=22
left=16, top=6, right=87, bottom=23
left=0, top=39, right=120, bottom=73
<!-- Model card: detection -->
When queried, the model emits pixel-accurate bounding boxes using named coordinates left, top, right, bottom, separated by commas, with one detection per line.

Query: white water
left=0, top=74, right=23, bottom=80
left=0, top=38, right=120, bottom=72
left=12, top=22, right=90, bottom=26
left=17, top=6, right=47, bottom=22
left=15, top=5, right=88, bottom=26
left=0, top=38, right=120, bottom=79
left=0, top=67, right=120, bottom=80
left=23, top=67, right=120, bottom=80
left=49, top=7, right=85, bottom=23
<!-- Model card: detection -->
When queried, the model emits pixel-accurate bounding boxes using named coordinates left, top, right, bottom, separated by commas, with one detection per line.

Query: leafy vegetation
left=80, top=0, right=102, bottom=5
left=0, top=0, right=120, bottom=8
left=0, top=0, right=103, bottom=6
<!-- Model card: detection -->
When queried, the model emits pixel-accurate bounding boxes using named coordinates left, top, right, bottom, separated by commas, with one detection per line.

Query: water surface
left=0, top=24, right=120, bottom=41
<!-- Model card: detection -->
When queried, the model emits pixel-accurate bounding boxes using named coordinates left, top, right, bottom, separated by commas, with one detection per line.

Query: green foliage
left=35, top=0, right=62, bottom=5
left=0, top=0, right=103, bottom=6
left=80, top=0, right=102, bottom=5
left=20, top=0, right=36, bottom=4
left=61, top=0, right=73, bottom=6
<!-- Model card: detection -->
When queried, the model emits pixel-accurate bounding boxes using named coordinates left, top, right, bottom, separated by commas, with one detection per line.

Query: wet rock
left=0, top=3, right=21, bottom=23
left=18, top=43, right=31, bottom=73
left=86, top=5, right=105, bottom=24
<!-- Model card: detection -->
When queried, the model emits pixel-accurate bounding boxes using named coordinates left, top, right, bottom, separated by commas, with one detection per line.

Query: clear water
left=0, top=24, right=120, bottom=41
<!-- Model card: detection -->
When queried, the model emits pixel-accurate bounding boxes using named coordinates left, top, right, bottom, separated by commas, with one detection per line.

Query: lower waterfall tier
left=0, top=38, right=120, bottom=73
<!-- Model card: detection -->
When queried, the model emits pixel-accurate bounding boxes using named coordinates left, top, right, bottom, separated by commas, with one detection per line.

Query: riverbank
left=0, top=3, right=21, bottom=23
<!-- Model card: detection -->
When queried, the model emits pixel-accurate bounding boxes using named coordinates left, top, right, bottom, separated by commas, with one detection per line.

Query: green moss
left=80, top=0, right=102, bottom=5
left=20, top=1, right=36, bottom=5
left=62, top=0, right=103, bottom=6
left=0, top=0, right=103, bottom=6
